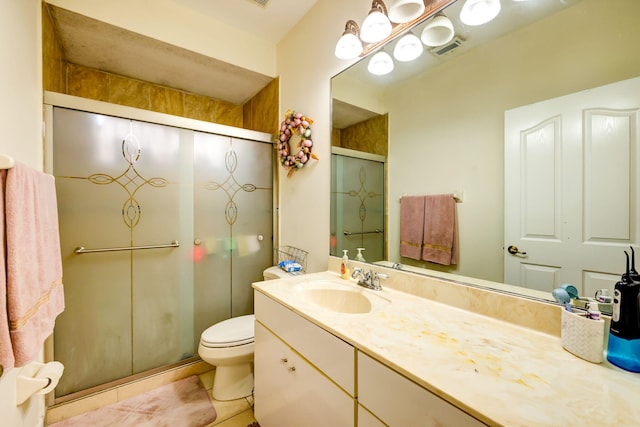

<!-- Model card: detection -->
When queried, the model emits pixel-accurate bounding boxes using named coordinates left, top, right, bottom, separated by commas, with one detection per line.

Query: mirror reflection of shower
left=331, top=148, right=386, bottom=263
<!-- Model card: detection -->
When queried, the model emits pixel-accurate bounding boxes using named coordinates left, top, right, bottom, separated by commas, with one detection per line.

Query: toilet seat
left=200, top=314, right=255, bottom=348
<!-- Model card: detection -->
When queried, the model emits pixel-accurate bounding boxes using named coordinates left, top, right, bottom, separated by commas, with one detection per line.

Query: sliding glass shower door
left=51, top=107, right=272, bottom=397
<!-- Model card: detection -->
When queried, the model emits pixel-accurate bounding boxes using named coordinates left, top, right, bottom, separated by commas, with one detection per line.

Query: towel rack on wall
left=0, top=153, right=16, bottom=169
left=74, top=240, right=180, bottom=254
left=344, top=229, right=382, bottom=236
left=399, top=191, right=464, bottom=203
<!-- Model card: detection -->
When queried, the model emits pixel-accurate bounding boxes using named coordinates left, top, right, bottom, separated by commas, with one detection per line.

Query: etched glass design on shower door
left=52, top=108, right=190, bottom=395
left=193, top=133, right=273, bottom=344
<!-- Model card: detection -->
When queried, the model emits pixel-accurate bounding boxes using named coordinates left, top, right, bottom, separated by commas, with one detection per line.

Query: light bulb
left=368, top=51, right=394, bottom=75
left=393, top=34, right=423, bottom=62
left=388, top=0, right=425, bottom=24
left=360, top=2, right=392, bottom=43
left=459, top=0, right=501, bottom=26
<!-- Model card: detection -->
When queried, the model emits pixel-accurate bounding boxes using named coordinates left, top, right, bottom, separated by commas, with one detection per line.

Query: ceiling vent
left=429, top=37, right=464, bottom=57
left=248, top=0, right=270, bottom=6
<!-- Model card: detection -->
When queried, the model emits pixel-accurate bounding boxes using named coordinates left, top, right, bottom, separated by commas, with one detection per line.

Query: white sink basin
left=297, top=280, right=389, bottom=314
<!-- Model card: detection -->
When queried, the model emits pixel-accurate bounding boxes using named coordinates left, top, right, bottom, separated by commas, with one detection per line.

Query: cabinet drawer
left=255, top=291, right=355, bottom=395
left=358, top=352, right=486, bottom=426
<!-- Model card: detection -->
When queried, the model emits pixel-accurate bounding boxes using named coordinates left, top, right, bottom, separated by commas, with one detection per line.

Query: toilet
left=198, top=266, right=289, bottom=401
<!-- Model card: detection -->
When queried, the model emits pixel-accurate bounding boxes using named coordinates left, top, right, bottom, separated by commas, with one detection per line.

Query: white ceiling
left=47, top=0, right=319, bottom=104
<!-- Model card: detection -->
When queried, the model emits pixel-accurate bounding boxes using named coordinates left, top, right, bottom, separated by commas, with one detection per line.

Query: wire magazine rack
left=274, top=245, right=308, bottom=274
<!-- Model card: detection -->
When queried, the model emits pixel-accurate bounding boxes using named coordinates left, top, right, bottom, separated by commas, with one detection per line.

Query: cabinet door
left=358, top=352, right=486, bottom=426
left=255, top=292, right=355, bottom=395
left=255, top=322, right=355, bottom=427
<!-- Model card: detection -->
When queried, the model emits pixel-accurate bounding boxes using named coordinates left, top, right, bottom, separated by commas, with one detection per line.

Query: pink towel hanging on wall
left=421, top=194, right=458, bottom=265
left=0, top=162, right=65, bottom=370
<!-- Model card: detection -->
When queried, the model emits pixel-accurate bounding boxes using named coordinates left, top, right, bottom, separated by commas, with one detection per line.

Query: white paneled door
left=504, top=77, right=640, bottom=296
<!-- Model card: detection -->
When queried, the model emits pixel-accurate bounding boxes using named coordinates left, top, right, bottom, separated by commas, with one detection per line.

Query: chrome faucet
left=351, top=268, right=388, bottom=291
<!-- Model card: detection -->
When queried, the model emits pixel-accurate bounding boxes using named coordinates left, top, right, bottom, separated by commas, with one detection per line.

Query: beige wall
left=276, top=0, right=371, bottom=272
left=386, top=0, right=640, bottom=282
left=0, top=1, right=46, bottom=425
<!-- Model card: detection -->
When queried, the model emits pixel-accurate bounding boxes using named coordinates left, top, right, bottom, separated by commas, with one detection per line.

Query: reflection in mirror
left=330, top=108, right=387, bottom=263
left=331, top=0, right=640, bottom=308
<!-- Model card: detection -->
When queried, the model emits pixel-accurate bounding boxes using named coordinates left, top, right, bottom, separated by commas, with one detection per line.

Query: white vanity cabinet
left=357, top=352, right=487, bottom=426
left=254, top=291, right=355, bottom=427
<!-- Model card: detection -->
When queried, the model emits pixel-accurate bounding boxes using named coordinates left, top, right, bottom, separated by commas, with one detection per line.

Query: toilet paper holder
left=16, top=361, right=64, bottom=405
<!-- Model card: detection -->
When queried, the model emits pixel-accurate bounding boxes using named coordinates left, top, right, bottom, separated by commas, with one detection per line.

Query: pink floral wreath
left=276, top=110, right=318, bottom=177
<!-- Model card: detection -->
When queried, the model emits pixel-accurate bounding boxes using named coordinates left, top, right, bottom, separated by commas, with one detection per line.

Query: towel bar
left=75, top=240, right=180, bottom=254
left=344, top=230, right=382, bottom=236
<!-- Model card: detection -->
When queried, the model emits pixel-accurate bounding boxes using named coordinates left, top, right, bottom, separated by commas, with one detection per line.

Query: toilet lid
left=201, top=314, right=255, bottom=348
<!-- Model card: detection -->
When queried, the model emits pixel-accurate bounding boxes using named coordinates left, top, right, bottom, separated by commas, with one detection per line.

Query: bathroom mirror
left=331, top=0, right=640, bottom=306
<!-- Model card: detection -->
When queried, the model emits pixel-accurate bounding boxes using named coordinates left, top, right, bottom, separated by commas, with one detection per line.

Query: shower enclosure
left=330, top=148, right=386, bottom=263
left=47, top=101, right=273, bottom=398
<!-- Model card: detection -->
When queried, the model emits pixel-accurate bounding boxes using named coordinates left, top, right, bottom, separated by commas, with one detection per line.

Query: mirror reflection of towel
left=399, top=196, right=425, bottom=260
left=422, top=194, right=458, bottom=265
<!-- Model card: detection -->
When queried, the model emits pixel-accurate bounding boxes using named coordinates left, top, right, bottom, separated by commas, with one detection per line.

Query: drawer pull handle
left=288, top=366, right=296, bottom=373
left=280, top=358, right=288, bottom=364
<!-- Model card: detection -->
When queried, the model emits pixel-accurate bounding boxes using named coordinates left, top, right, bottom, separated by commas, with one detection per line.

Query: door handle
left=507, top=245, right=527, bottom=256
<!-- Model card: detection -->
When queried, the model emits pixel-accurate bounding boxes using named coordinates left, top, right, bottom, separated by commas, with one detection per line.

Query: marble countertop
left=253, top=271, right=640, bottom=427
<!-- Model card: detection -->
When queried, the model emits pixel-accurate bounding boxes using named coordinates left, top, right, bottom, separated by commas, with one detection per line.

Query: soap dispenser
left=355, top=248, right=366, bottom=262
left=606, top=250, right=640, bottom=372
left=340, top=249, right=351, bottom=280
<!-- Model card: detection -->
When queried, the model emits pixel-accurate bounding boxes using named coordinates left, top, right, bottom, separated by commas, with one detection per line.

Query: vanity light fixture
left=393, top=33, right=423, bottom=62
left=367, top=51, right=394, bottom=75
left=420, top=13, right=455, bottom=47
left=334, top=20, right=364, bottom=60
left=360, top=0, right=393, bottom=43
left=459, top=0, right=501, bottom=26
left=388, top=0, right=426, bottom=24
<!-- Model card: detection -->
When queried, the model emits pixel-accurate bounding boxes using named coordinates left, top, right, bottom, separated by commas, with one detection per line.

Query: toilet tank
left=263, top=266, right=291, bottom=280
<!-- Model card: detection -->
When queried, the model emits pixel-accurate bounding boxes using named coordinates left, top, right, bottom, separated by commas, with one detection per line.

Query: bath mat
left=50, top=375, right=216, bottom=427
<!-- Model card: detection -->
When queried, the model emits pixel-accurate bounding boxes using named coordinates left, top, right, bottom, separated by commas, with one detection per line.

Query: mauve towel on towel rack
left=0, top=162, right=64, bottom=369
left=399, top=196, right=426, bottom=261
left=421, top=194, right=458, bottom=265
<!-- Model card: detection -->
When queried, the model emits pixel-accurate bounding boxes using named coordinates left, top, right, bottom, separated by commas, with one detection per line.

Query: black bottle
left=607, top=250, right=640, bottom=372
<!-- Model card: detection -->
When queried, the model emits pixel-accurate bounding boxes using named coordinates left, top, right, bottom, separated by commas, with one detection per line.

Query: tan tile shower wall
left=336, top=114, right=388, bottom=156
left=242, top=77, right=279, bottom=134
left=42, top=3, right=66, bottom=94
left=63, top=64, right=244, bottom=128
left=42, top=4, right=278, bottom=131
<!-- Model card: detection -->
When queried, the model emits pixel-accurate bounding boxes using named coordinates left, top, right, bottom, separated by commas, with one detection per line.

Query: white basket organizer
left=560, top=309, right=605, bottom=363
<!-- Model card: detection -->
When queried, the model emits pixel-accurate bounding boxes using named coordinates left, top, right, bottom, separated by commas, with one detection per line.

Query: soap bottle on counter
left=340, top=249, right=351, bottom=280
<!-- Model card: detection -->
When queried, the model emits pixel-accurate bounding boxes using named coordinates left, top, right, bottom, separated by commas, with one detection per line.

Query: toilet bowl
left=198, top=266, right=290, bottom=401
